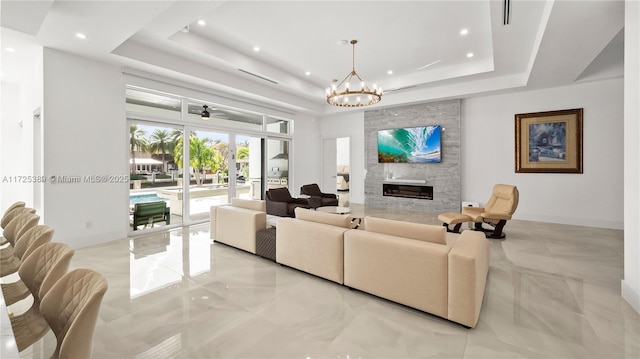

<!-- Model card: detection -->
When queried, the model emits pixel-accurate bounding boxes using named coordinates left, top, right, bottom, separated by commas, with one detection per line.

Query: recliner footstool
left=438, top=212, right=471, bottom=233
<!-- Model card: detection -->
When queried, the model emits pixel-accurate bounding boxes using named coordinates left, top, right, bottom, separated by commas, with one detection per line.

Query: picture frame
left=515, top=108, right=583, bottom=173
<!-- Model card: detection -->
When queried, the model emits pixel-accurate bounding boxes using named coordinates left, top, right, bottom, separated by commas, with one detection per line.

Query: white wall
left=1, top=83, right=25, bottom=210
left=320, top=112, right=365, bottom=203
left=291, top=116, right=321, bottom=196
left=319, top=78, right=623, bottom=228
left=623, top=0, right=640, bottom=314
left=336, top=137, right=350, bottom=166
left=42, top=48, right=129, bottom=248
left=462, top=78, right=624, bottom=229
left=0, top=49, right=42, bottom=214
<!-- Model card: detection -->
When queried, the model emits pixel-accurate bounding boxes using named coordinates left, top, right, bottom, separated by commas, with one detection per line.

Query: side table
left=256, top=227, right=277, bottom=261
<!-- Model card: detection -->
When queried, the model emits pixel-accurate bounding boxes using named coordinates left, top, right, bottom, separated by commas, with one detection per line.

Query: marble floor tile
left=16, top=205, right=639, bottom=359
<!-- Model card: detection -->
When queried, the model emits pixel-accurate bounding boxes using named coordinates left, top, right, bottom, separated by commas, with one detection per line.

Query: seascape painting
left=528, top=122, right=567, bottom=162
left=377, top=125, right=441, bottom=163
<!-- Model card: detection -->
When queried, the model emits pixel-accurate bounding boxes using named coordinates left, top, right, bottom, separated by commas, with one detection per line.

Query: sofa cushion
left=294, top=208, right=351, bottom=228
left=363, top=216, right=446, bottom=245
left=268, top=187, right=293, bottom=202
left=301, top=184, right=323, bottom=196
left=231, top=198, right=266, bottom=212
left=215, top=206, right=266, bottom=254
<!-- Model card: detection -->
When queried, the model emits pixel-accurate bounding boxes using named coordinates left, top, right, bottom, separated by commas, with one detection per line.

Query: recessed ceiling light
left=197, top=20, right=206, bottom=26
left=76, top=33, right=86, bottom=39
left=253, top=46, right=260, bottom=52
left=337, top=40, right=349, bottom=45
left=305, top=71, right=311, bottom=76
left=467, top=52, right=474, bottom=58
left=387, top=70, right=393, bottom=75
left=5, top=47, right=16, bottom=53
left=460, top=28, right=469, bottom=36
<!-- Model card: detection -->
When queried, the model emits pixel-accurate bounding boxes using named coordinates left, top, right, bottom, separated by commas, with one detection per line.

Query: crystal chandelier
left=326, top=40, right=382, bottom=107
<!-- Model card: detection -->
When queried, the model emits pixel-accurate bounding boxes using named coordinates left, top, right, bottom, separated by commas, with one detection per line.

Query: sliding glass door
left=237, top=134, right=264, bottom=199
left=266, top=138, right=290, bottom=191
left=186, top=130, right=230, bottom=221
left=126, top=87, right=292, bottom=232
left=128, top=122, right=183, bottom=231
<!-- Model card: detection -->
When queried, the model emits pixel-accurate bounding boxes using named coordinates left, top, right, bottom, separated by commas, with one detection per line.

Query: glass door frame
left=126, top=88, right=294, bottom=233
left=127, top=117, right=185, bottom=234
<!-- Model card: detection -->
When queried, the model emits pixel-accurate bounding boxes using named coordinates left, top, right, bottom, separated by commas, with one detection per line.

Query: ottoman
left=438, top=212, right=472, bottom=233
left=256, top=227, right=277, bottom=261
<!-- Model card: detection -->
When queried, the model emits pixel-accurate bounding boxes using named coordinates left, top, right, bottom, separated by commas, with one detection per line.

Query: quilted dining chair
left=1, top=201, right=26, bottom=228
left=1, top=206, right=36, bottom=246
left=8, top=242, right=74, bottom=351
left=40, top=268, right=108, bottom=359
left=0, top=225, right=55, bottom=286
left=0, top=213, right=40, bottom=260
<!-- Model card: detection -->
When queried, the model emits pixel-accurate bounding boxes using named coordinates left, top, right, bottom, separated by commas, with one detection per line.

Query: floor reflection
left=17, top=205, right=640, bottom=359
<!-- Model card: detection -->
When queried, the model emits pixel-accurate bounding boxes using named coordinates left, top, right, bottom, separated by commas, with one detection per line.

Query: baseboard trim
left=512, top=213, right=623, bottom=230
left=622, top=279, right=640, bottom=315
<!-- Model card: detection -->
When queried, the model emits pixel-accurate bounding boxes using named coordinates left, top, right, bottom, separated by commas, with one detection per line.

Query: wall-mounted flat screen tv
left=377, top=125, right=441, bottom=163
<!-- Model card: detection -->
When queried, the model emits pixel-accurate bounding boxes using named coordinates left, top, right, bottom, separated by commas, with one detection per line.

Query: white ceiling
left=0, top=0, right=625, bottom=117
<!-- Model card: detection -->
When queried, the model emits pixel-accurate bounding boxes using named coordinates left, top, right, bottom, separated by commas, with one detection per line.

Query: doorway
left=322, top=137, right=350, bottom=206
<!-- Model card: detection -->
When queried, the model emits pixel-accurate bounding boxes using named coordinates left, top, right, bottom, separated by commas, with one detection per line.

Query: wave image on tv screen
left=377, top=125, right=441, bottom=163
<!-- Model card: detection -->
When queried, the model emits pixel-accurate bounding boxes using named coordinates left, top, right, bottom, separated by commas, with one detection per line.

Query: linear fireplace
left=383, top=182, right=433, bottom=200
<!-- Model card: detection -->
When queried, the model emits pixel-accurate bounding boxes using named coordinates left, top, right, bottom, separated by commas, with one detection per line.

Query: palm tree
left=236, top=146, right=249, bottom=160
left=212, top=141, right=229, bottom=170
left=174, top=134, right=217, bottom=186
left=236, top=146, right=250, bottom=179
left=148, top=129, right=171, bottom=172
left=129, top=125, right=147, bottom=173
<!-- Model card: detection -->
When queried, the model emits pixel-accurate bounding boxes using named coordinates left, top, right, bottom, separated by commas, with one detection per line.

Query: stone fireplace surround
left=364, top=99, right=461, bottom=213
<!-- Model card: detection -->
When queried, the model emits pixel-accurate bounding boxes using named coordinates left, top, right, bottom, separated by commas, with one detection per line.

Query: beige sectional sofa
left=344, top=216, right=489, bottom=328
left=210, top=198, right=267, bottom=254
left=210, top=203, right=490, bottom=328
left=276, top=208, right=352, bottom=284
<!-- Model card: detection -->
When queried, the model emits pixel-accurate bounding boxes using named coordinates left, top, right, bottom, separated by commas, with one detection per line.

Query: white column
left=623, top=0, right=640, bottom=314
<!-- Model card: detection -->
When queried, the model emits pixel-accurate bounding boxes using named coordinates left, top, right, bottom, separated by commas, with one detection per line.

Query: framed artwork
left=515, top=108, right=583, bottom=173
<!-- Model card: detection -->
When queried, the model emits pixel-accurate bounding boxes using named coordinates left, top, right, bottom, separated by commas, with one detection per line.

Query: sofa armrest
left=210, top=204, right=230, bottom=239
left=215, top=206, right=266, bottom=254
left=447, top=230, right=490, bottom=328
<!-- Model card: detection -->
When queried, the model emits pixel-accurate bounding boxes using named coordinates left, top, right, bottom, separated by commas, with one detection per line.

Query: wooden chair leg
left=442, top=222, right=462, bottom=233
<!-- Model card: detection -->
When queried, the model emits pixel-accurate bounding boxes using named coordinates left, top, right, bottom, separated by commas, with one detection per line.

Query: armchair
left=300, top=183, right=339, bottom=208
left=438, top=184, right=519, bottom=239
left=462, top=184, right=519, bottom=239
left=265, top=187, right=311, bottom=217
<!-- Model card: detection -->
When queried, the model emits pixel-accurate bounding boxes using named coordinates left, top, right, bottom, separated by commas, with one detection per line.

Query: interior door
left=322, top=138, right=337, bottom=194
